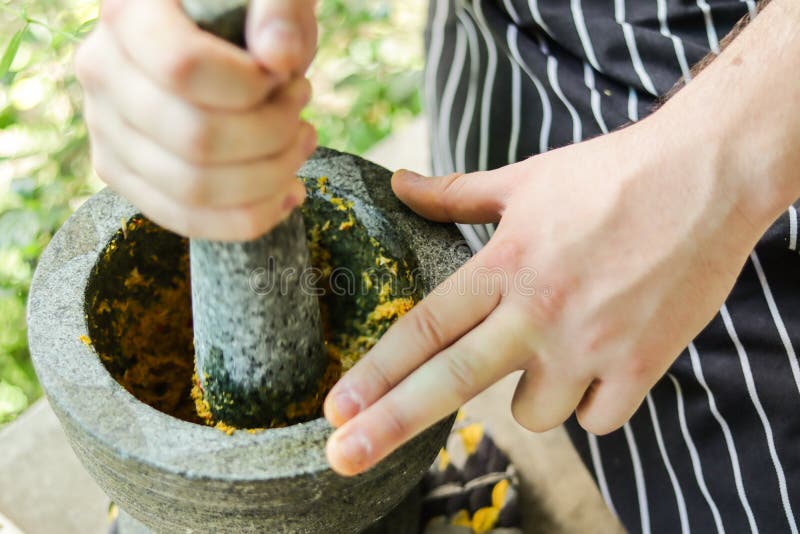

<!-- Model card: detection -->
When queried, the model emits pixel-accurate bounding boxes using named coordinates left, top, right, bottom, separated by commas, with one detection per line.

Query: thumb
left=391, top=168, right=511, bottom=224
left=246, top=0, right=317, bottom=76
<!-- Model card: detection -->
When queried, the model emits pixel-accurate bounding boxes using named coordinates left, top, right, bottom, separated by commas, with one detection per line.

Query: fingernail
left=330, top=388, right=364, bottom=422
left=394, top=169, right=425, bottom=183
left=332, top=431, right=372, bottom=471
left=257, top=20, right=302, bottom=64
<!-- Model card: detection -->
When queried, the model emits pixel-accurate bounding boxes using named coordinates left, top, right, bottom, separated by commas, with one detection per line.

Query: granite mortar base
left=115, top=482, right=423, bottom=534
left=28, top=148, right=469, bottom=533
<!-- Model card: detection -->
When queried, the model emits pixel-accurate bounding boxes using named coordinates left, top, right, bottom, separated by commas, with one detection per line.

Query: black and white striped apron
left=424, top=1, right=800, bottom=532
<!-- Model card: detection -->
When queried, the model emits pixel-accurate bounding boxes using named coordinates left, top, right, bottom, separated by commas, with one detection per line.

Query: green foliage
left=0, top=0, right=424, bottom=426
left=309, top=0, right=424, bottom=154
left=0, top=0, right=97, bottom=426
left=0, top=25, right=26, bottom=79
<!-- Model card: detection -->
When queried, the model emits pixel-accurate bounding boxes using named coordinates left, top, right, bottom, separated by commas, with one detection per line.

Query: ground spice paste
left=85, top=177, right=421, bottom=433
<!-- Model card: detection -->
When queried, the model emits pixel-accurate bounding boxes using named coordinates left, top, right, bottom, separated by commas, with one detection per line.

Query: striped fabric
left=424, top=1, right=800, bottom=532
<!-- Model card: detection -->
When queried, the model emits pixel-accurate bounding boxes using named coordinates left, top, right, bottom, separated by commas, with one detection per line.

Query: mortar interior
left=84, top=177, right=423, bottom=430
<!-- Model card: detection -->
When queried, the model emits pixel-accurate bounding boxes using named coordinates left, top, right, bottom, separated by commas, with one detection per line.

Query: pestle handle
left=182, top=0, right=327, bottom=428
left=182, top=0, right=249, bottom=46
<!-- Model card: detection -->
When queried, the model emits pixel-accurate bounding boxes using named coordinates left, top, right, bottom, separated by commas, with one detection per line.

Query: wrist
left=720, top=128, right=800, bottom=233
left=648, top=81, right=800, bottom=239
left=651, top=0, right=800, bottom=234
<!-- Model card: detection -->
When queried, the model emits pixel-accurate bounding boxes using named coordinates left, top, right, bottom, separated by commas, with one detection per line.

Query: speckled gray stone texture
left=300, top=148, right=471, bottom=295
left=191, top=210, right=327, bottom=428
left=182, top=0, right=326, bottom=428
left=27, top=148, right=470, bottom=533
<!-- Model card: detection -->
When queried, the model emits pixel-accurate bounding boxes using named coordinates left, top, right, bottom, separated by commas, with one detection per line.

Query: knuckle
left=482, top=237, right=524, bottom=272
left=90, top=150, right=113, bottom=183
left=100, top=0, right=125, bottom=24
left=579, top=319, right=619, bottom=356
left=439, top=172, right=464, bottom=196
left=275, top=115, right=302, bottom=151
left=377, top=402, right=408, bottom=444
left=518, top=276, right=572, bottom=328
left=304, top=30, right=318, bottom=68
left=281, top=119, right=310, bottom=157
left=74, top=40, right=102, bottom=87
left=623, top=355, right=658, bottom=384
left=444, top=349, right=480, bottom=398
left=282, top=132, right=307, bottom=168
left=181, top=114, right=217, bottom=164
left=176, top=165, right=212, bottom=206
left=411, top=306, right=447, bottom=350
left=438, top=173, right=466, bottom=218
left=177, top=213, right=204, bottom=239
left=362, top=358, right=394, bottom=394
left=160, top=48, right=200, bottom=90
left=510, top=399, right=532, bottom=430
left=299, top=77, right=313, bottom=100
left=510, top=383, right=565, bottom=433
left=438, top=171, right=504, bottom=220
left=510, top=401, right=552, bottom=433
left=236, top=202, right=286, bottom=241
left=575, top=408, right=620, bottom=436
left=237, top=214, right=271, bottom=241
left=297, top=122, right=317, bottom=157
left=82, top=100, right=98, bottom=131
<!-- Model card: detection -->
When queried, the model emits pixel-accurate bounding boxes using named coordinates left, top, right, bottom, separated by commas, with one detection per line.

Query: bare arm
left=659, top=0, right=800, bottom=226
left=324, top=0, right=800, bottom=476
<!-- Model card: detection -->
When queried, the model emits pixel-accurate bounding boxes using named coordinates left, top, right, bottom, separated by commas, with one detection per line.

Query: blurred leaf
left=0, top=25, right=27, bottom=80
left=0, top=210, right=41, bottom=249
left=0, top=381, right=28, bottom=424
left=385, top=71, right=422, bottom=103
left=0, top=105, right=18, bottom=129
left=75, top=17, right=98, bottom=36
left=9, top=177, right=36, bottom=198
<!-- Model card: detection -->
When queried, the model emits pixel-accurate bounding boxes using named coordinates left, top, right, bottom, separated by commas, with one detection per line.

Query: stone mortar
left=27, top=148, right=471, bottom=533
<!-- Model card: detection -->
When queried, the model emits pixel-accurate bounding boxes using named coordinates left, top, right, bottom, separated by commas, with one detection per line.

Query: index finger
left=325, top=303, right=533, bottom=476
left=103, top=0, right=278, bottom=109
left=323, top=250, right=503, bottom=427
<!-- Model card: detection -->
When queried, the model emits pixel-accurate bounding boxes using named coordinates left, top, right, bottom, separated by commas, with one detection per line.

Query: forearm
left=652, top=0, right=800, bottom=230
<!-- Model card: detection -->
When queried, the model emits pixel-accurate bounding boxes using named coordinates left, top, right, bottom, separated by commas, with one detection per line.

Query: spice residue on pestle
left=86, top=177, right=421, bottom=434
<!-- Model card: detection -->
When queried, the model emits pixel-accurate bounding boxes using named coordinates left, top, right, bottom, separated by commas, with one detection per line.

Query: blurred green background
left=0, top=0, right=425, bottom=426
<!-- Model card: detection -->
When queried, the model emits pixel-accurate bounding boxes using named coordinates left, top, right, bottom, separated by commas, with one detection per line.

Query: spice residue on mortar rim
left=85, top=177, right=420, bottom=434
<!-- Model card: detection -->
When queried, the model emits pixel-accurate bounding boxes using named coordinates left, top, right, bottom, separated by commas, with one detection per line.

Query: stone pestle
left=183, top=0, right=327, bottom=428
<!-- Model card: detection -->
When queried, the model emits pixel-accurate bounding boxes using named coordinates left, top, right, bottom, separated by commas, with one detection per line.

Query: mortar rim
left=26, top=148, right=466, bottom=483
